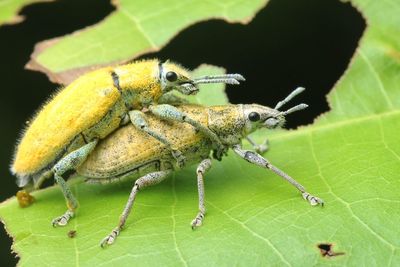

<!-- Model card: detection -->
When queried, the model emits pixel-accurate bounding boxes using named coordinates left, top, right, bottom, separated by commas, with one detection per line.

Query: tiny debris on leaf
left=68, top=230, right=77, bottom=238
left=16, top=190, right=35, bottom=208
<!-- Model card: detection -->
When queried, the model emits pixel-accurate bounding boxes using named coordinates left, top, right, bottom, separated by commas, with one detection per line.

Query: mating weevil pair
left=11, top=59, right=323, bottom=247
left=11, top=59, right=244, bottom=224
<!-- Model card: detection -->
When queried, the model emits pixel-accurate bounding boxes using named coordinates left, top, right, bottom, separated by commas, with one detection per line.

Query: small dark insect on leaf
left=68, top=230, right=77, bottom=238
left=318, top=243, right=345, bottom=257
left=16, top=190, right=35, bottom=208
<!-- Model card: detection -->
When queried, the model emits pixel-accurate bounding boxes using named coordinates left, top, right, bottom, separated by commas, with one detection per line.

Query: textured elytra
left=11, top=59, right=204, bottom=186
left=78, top=104, right=211, bottom=180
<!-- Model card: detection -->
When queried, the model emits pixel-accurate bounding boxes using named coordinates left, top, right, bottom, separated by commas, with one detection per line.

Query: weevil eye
left=248, top=112, right=261, bottom=122
left=166, top=71, right=178, bottom=82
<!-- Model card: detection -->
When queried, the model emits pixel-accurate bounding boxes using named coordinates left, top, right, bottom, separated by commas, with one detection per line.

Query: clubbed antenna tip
left=281, top=103, right=308, bottom=115
left=274, top=87, right=305, bottom=110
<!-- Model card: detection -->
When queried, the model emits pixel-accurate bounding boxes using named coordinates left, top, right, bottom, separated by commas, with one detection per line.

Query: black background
left=0, top=0, right=364, bottom=265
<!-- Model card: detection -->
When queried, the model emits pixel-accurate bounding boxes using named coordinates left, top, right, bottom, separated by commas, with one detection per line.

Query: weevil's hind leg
left=246, top=136, right=269, bottom=154
left=52, top=140, right=98, bottom=226
left=149, top=104, right=228, bottom=160
left=232, top=144, right=324, bottom=206
left=191, top=158, right=212, bottom=229
left=129, top=110, right=186, bottom=167
left=101, top=170, right=172, bottom=247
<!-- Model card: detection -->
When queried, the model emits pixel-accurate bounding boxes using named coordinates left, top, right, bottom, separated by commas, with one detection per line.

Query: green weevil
left=72, top=87, right=323, bottom=247
left=10, top=59, right=244, bottom=225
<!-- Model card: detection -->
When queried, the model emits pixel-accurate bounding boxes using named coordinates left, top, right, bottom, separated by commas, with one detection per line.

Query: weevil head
left=241, top=104, right=285, bottom=134
left=241, top=87, right=309, bottom=135
left=207, top=104, right=289, bottom=147
left=159, top=60, right=245, bottom=95
left=159, top=61, right=198, bottom=95
left=206, top=88, right=307, bottom=146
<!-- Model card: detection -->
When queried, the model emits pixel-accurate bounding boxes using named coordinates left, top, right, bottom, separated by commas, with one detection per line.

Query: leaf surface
left=25, top=0, right=268, bottom=84
left=1, top=0, right=400, bottom=266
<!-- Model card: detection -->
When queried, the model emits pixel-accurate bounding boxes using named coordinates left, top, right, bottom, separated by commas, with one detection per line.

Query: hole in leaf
left=318, top=243, right=345, bottom=257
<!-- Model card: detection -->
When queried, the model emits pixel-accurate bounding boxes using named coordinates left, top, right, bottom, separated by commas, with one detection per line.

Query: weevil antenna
left=280, top=103, right=308, bottom=116
left=274, top=87, right=305, bottom=110
left=193, top=74, right=245, bottom=85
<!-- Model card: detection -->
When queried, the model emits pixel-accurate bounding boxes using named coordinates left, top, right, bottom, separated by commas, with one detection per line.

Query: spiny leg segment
left=101, top=170, right=172, bottom=247
left=191, top=158, right=212, bottom=229
left=232, top=144, right=323, bottom=206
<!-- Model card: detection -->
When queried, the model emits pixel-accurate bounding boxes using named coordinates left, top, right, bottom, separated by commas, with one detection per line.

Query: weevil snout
left=177, top=82, right=199, bottom=95
left=265, top=87, right=309, bottom=128
left=263, top=87, right=309, bottom=128
left=263, top=103, right=309, bottom=129
left=263, top=116, right=284, bottom=129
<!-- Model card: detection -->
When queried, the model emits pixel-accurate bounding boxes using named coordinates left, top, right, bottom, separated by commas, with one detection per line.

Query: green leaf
left=2, top=0, right=400, bottom=266
left=0, top=0, right=52, bottom=26
left=25, top=0, right=268, bottom=84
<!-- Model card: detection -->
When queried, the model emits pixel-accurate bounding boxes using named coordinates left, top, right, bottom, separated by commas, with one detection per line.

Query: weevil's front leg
left=101, top=170, right=172, bottom=247
left=158, top=93, right=189, bottom=105
left=191, top=158, right=212, bottom=229
left=129, top=110, right=185, bottom=167
left=232, top=144, right=324, bottom=206
left=149, top=104, right=228, bottom=160
left=246, top=136, right=269, bottom=154
left=52, top=140, right=98, bottom=226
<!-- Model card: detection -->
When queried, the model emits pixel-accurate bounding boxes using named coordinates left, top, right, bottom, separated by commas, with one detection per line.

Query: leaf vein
left=119, top=8, right=157, bottom=48
left=308, top=133, right=399, bottom=250
left=207, top=201, right=292, bottom=267
left=171, top=174, right=188, bottom=267
left=358, top=49, right=394, bottom=109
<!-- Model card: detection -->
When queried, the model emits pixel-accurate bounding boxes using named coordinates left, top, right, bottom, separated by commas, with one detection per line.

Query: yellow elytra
left=11, top=59, right=242, bottom=188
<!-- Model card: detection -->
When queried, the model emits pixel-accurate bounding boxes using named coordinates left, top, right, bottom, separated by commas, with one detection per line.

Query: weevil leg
left=158, top=93, right=189, bottom=105
left=246, top=136, right=269, bottom=154
left=191, top=158, right=212, bottom=229
left=101, top=170, right=172, bottom=247
left=149, top=104, right=228, bottom=160
left=129, top=110, right=186, bottom=167
left=52, top=140, right=98, bottom=226
left=232, top=144, right=324, bottom=206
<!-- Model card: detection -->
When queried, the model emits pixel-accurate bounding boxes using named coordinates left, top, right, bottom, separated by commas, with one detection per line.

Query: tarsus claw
left=191, top=212, right=205, bottom=230
left=302, top=192, right=324, bottom=206
left=52, top=210, right=74, bottom=227
left=100, top=228, right=120, bottom=248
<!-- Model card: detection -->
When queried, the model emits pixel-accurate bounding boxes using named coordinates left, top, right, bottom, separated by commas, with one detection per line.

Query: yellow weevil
left=11, top=59, right=244, bottom=225
left=72, top=87, right=324, bottom=247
